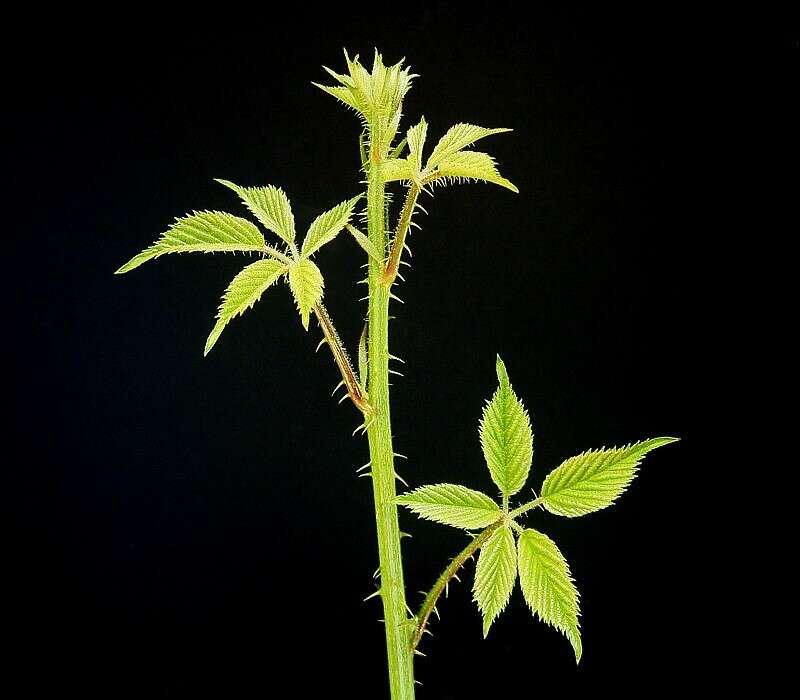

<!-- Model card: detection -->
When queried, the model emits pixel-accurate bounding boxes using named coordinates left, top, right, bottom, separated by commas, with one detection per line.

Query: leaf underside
left=205, top=259, right=288, bottom=356
left=434, top=151, right=518, bottom=192
left=473, top=525, right=517, bottom=637
left=396, top=484, right=501, bottom=529
left=115, top=211, right=265, bottom=274
left=540, top=437, right=679, bottom=517
left=517, top=528, right=582, bottom=662
left=480, top=356, right=533, bottom=498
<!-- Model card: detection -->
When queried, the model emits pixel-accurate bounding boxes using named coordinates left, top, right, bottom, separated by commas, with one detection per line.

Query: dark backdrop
left=9, top=5, right=766, bottom=697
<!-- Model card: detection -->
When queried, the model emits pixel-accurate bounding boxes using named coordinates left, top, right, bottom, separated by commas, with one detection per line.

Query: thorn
left=363, top=589, right=382, bottom=602
left=415, top=680, right=423, bottom=686
left=331, top=380, right=345, bottom=396
left=358, top=472, right=372, bottom=479
left=395, top=473, right=409, bottom=487
left=339, top=394, right=350, bottom=405
left=399, top=531, right=412, bottom=539
left=389, top=293, right=404, bottom=304
left=399, top=260, right=411, bottom=268
left=356, top=461, right=371, bottom=473
left=359, top=295, right=369, bottom=302
left=406, top=603, right=414, bottom=616
left=394, top=453, right=408, bottom=460
left=423, top=628, right=433, bottom=637
left=388, top=354, right=405, bottom=363
left=316, top=338, right=327, bottom=353
left=415, top=203, right=429, bottom=215
left=396, top=271, right=406, bottom=282
left=403, top=244, right=413, bottom=257
left=410, top=221, right=421, bottom=230
left=389, top=369, right=404, bottom=377
left=373, top=567, right=381, bottom=579
left=445, top=582, right=449, bottom=598
left=452, top=573, right=461, bottom=583
left=414, top=649, right=426, bottom=657
left=433, top=605, right=440, bottom=621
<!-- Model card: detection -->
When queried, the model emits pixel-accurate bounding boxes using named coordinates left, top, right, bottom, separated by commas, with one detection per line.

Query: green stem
left=508, top=496, right=544, bottom=519
left=411, top=521, right=502, bottom=650
left=365, top=160, right=416, bottom=699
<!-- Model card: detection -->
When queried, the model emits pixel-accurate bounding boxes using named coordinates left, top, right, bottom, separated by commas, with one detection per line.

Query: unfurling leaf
left=205, top=259, right=288, bottom=356
left=517, top=528, right=582, bottom=663
left=434, top=151, right=518, bottom=192
left=426, top=123, right=512, bottom=170
left=216, top=179, right=296, bottom=245
left=115, top=211, right=266, bottom=274
left=540, top=437, right=679, bottom=517
left=301, top=195, right=362, bottom=257
left=288, top=258, right=324, bottom=330
left=473, top=525, right=517, bottom=637
left=479, top=356, right=533, bottom=498
left=395, top=484, right=501, bottom=529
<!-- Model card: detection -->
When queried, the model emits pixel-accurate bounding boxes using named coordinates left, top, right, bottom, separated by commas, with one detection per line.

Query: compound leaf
left=540, top=437, right=679, bottom=517
left=517, top=528, right=582, bottom=663
left=216, top=179, right=296, bottom=245
left=301, top=195, right=362, bottom=257
left=426, top=123, right=512, bottom=170
left=204, top=259, right=288, bottom=356
left=473, top=525, right=517, bottom=637
left=288, top=258, right=324, bottom=331
left=434, top=151, right=518, bottom=192
left=479, top=356, right=533, bottom=498
left=116, top=211, right=265, bottom=274
left=396, top=484, right=501, bottom=529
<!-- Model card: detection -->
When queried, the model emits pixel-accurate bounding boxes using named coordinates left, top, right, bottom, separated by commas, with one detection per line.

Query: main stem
left=366, top=159, right=416, bottom=699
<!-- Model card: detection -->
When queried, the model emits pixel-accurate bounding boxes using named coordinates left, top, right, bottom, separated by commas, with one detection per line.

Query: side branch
left=411, top=520, right=503, bottom=650
left=381, top=184, right=420, bottom=286
left=314, top=302, right=372, bottom=415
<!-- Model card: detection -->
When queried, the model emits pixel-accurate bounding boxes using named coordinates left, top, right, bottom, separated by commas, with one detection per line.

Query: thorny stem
left=382, top=184, right=420, bottom=286
left=508, top=496, right=545, bottom=519
left=314, top=302, right=371, bottom=415
left=261, top=244, right=371, bottom=415
left=411, top=520, right=504, bottom=650
left=365, top=158, right=415, bottom=699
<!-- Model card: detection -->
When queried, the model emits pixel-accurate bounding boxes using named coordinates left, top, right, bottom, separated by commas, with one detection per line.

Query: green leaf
left=479, top=356, right=533, bottom=498
left=473, top=525, right=517, bottom=637
left=381, top=157, right=417, bottom=184
left=301, top=195, right=362, bottom=257
left=426, top=123, right=512, bottom=170
left=434, top=151, right=519, bottom=192
left=540, top=437, right=679, bottom=517
left=115, top=211, right=266, bottom=274
left=204, top=259, right=288, bottom=356
left=288, top=258, right=324, bottom=331
left=216, top=179, right=296, bottom=246
left=517, top=528, right=582, bottom=663
left=358, top=322, right=368, bottom=390
left=395, top=484, right=501, bottom=530
left=407, top=117, right=428, bottom=175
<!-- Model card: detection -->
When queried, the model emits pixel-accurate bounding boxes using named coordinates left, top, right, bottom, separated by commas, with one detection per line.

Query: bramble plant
left=116, top=50, right=678, bottom=699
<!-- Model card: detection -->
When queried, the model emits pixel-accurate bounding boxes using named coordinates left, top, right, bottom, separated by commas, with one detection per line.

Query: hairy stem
left=382, top=184, right=420, bottom=286
left=411, top=521, right=503, bottom=650
left=365, top=160, right=415, bottom=699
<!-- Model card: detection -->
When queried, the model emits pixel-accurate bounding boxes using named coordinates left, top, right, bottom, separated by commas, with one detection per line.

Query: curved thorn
left=395, top=473, right=409, bottom=487
left=316, top=338, right=327, bottom=353
left=389, top=369, right=404, bottom=377
left=358, top=472, right=372, bottom=479
left=394, top=453, right=408, bottom=460
left=363, top=589, right=382, bottom=602
left=356, top=461, right=371, bottom=473
left=331, top=380, right=345, bottom=396
left=388, top=354, right=405, bottom=363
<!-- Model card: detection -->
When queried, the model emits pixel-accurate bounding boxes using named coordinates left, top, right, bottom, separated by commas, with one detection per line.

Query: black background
left=8, top=5, right=792, bottom=698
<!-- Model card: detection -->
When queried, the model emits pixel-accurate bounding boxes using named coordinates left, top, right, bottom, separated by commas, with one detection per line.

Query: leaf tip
left=495, top=355, right=509, bottom=386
